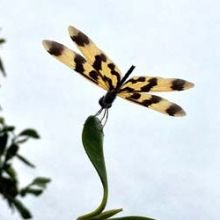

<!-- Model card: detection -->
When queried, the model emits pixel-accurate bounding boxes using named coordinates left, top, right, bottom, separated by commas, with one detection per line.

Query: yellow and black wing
left=119, top=76, right=194, bottom=93
left=42, top=40, right=108, bottom=90
left=118, top=76, right=194, bottom=116
left=118, top=92, right=186, bottom=116
left=68, top=26, right=122, bottom=90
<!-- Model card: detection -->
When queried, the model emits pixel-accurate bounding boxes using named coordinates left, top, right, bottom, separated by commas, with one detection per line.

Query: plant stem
left=77, top=181, right=108, bottom=220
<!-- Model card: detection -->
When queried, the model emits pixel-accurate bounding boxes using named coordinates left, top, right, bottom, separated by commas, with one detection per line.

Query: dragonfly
left=42, top=25, right=194, bottom=121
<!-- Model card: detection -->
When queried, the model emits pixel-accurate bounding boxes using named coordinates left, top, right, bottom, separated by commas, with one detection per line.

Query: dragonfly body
left=99, top=65, right=135, bottom=109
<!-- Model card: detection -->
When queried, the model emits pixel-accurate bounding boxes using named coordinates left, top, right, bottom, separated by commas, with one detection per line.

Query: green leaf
left=109, top=216, right=156, bottom=220
left=20, top=188, right=43, bottom=197
left=2, top=126, right=15, bottom=132
left=31, top=177, right=51, bottom=188
left=0, top=57, right=6, bottom=76
left=4, top=164, right=17, bottom=181
left=20, top=177, right=50, bottom=198
left=82, top=116, right=107, bottom=189
left=0, top=39, right=6, bottom=44
left=16, top=154, right=35, bottom=168
left=11, top=198, right=32, bottom=219
left=19, top=129, right=40, bottom=139
left=0, top=132, right=8, bottom=156
left=5, top=143, right=19, bottom=161
left=16, top=137, right=29, bottom=144
left=91, top=208, right=123, bottom=219
left=78, top=116, right=107, bottom=220
left=0, top=177, right=18, bottom=197
left=6, top=197, right=15, bottom=210
left=0, top=117, right=5, bottom=125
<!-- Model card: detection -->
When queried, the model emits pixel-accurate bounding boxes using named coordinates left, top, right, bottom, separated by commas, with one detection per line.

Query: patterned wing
left=119, top=76, right=194, bottom=93
left=68, top=26, right=122, bottom=90
left=118, top=92, right=186, bottom=116
left=42, top=40, right=108, bottom=90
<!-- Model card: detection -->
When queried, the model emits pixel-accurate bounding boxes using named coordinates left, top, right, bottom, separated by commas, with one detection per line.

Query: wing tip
left=68, top=25, right=78, bottom=36
left=42, top=40, right=64, bottom=56
left=166, top=104, right=186, bottom=117
left=185, top=81, right=195, bottom=90
left=42, top=40, right=51, bottom=51
left=174, top=110, right=186, bottom=117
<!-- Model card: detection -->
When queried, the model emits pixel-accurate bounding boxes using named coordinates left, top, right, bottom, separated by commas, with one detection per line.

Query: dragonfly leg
left=95, top=108, right=103, bottom=116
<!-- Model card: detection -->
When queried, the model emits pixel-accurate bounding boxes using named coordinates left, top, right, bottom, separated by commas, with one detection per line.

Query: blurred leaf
left=0, top=132, right=8, bottom=156
left=16, top=137, right=29, bottom=144
left=11, top=198, right=32, bottom=219
left=31, top=177, right=51, bottom=188
left=0, top=117, right=5, bottom=125
left=4, top=164, right=17, bottom=181
left=91, top=208, right=122, bottom=219
left=0, top=177, right=18, bottom=197
left=5, top=143, right=19, bottom=161
left=19, top=129, right=40, bottom=139
left=0, top=57, right=6, bottom=76
left=2, top=126, right=15, bottom=133
left=0, top=39, right=6, bottom=44
left=6, top=197, right=15, bottom=210
left=109, top=216, right=156, bottom=220
left=16, top=154, right=35, bottom=168
left=20, top=188, right=43, bottom=197
left=20, top=177, right=50, bottom=198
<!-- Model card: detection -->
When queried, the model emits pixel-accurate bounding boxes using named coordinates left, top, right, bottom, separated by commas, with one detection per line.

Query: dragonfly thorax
left=99, top=91, right=117, bottom=109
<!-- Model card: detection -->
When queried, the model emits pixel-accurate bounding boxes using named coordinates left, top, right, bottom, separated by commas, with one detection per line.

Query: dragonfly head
left=99, top=96, right=112, bottom=109
left=99, top=91, right=117, bottom=109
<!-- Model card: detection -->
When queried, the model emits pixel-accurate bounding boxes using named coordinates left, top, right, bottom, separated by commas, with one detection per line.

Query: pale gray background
left=1, top=0, right=220, bottom=219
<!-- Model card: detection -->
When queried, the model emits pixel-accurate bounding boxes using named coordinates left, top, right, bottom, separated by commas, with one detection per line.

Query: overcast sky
left=1, top=0, right=220, bottom=219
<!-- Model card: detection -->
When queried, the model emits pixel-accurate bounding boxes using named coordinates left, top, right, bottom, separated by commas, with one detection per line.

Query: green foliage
left=0, top=31, right=51, bottom=219
left=78, top=116, right=108, bottom=220
left=16, top=154, right=35, bottom=168
left=110, top=217, right=156, bottom=220
left=0, top=30, right=6, bottom=76
left=82, top=116, right=107, bottom=190
left=0, top=39, right=6, bottom=44
left=20, top=177, right=51, bottom=197
left=90, top=209, right=122, bottom=219
left=78, top=116, right=155, bottom=220
left=19, top=129, right=40, bottom=139
left=0, top=118, right=51, bottom=219
left=0, top=58, right=6, bottom=76
left=10, top=197, right=32, bottom=219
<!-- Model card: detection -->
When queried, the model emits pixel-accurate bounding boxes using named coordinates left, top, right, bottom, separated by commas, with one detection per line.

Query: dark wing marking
left=42, top=40, right=108, bottom=90
left=118, top=92, right=186, bottom=116
left=119, top=76, right=194, bottom=93
left=68, top=26, right=122, bottom=90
